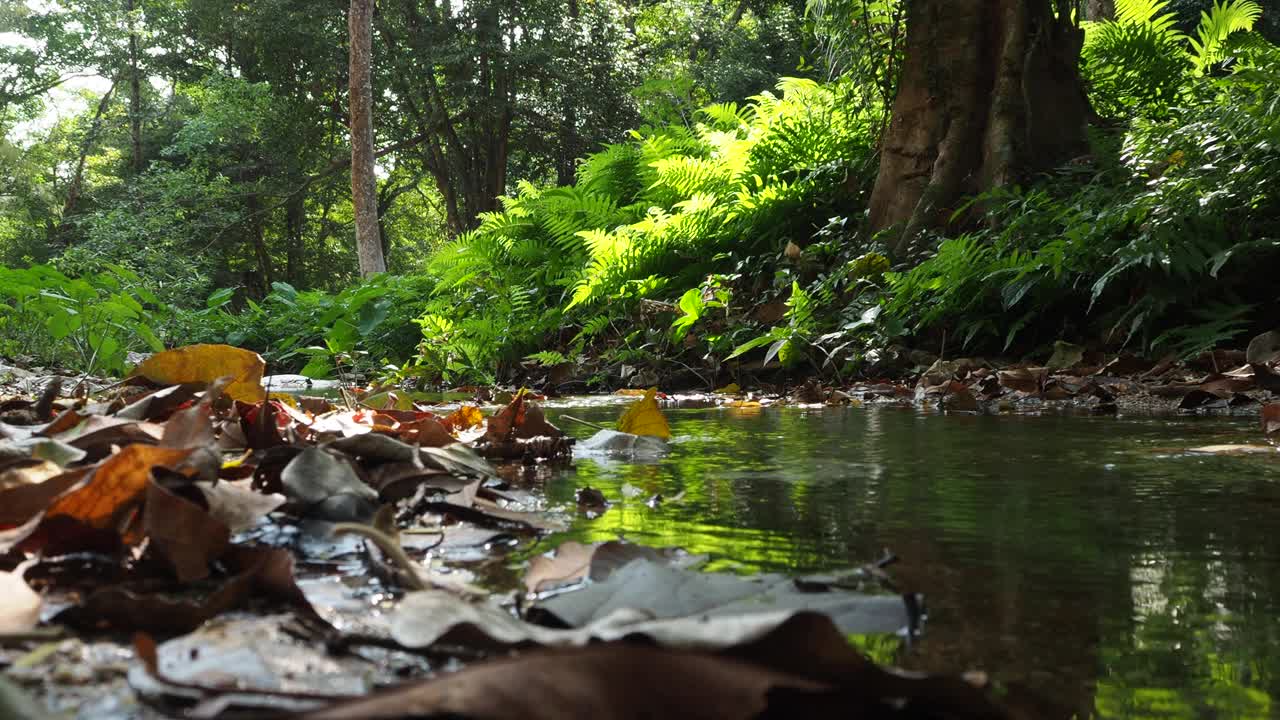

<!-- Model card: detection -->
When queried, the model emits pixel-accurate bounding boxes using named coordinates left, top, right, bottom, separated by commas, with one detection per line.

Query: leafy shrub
left=174, top=273, right=438, bottom=378
left=888, top=43, right=1280, bottom=357
left=0, top=264, right=167, bottom=374
left=412, top=78, right=882, bottom=382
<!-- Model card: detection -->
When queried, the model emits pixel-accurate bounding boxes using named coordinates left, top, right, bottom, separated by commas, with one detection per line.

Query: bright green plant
left=0, top=264, right=166, bottom=374
left=1083, top=0, right=1263, bottom=118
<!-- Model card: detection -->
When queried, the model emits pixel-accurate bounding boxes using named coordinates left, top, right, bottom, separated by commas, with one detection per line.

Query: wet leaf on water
left=535, top=559, right=915, bottom=636
left=616, top=388, right=671, bottom=439
left=575, top=486, right=608, bottom=512
left=486, top=392, right=563, bottom=444
left=132, top=344, right=267, bottom=403
left=1264, top=403, right=1280, bottom=437
left=524, top=540, right=702, bottom=594
left=577, top=429, right=670, bottom=457
left=1187, top=444, right=1278, bottom=455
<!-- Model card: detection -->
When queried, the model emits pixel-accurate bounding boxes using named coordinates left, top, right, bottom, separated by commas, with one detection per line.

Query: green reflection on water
left=539, top=404, right=1280, bottom=718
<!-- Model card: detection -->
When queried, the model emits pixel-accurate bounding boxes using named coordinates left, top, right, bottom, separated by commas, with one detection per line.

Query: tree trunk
left=868, top=0, right=1093, bottom=257
left=556, top=0, right=581, bottom=186
left=349, top=0, right=387, bottom=276
left=284, top=191, right=306, bottom=285
left=58, top=81, right=117, bottom=242
left=1082, top=0, right=1115, bottom=21
left=126, top=0, right=143, bottom=174
left=246, top=193, right=273, bottom=296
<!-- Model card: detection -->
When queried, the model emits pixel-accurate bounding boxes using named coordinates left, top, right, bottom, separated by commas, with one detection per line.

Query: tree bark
left=868, top=0, right=1093, bottom=257
left=556, top=0, right=581, bottom=186
left=126, top=0, right=143, bottom=174
left=349, top=0, right=387, bottom=276
left=1082, top=0, right=1115, bottom=21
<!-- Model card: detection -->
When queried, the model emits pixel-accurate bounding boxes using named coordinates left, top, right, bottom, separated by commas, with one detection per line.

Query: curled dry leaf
left=143, top=481, right=230, bottom=583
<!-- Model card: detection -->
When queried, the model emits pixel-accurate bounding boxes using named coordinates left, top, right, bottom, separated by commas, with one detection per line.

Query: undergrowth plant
left=888, top=41, right=1280, bottom=359
left=411, top=78, right=881, bottom=383
left=0, top=264, right=167, bottom=374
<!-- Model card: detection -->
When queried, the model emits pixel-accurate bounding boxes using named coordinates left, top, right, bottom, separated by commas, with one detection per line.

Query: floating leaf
left=616, top=388, right=671, bottom=439
left=133, top=344, right=266, bottom=403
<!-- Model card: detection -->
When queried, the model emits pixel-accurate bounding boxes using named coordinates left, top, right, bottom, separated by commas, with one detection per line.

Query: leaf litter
left=0, top=344, right=1022, bottom=718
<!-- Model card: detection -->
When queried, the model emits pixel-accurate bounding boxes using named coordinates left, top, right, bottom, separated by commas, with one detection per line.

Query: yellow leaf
left=442, top=405, right=485, bottom=434
left=617, top=388, right=670, bottom=440
left=713, top=383, right=740, bottom=395
left=267, top=392, right=299, bottom=409
left=727, top=400, right=761, bottom=408
left=614, top=389, right=647, bottom=397
left=133, top=344, right=266, bottom=403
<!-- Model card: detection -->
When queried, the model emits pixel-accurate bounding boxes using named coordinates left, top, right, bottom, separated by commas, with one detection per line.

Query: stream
left=539, top=401, right=1280, bottom=719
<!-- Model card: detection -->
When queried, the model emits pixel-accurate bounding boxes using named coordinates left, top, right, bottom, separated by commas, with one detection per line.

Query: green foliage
left=174, top=273, right=437, bottom=378
left=1083, top=0, right=1263, bottom=118
left=409, top=79, right=881, bottom=383
left=0, top=264, right=166, bottom=374
left=888, top=43, right=1280, bottom=357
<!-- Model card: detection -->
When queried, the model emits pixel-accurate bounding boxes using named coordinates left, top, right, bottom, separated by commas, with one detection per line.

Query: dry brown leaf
left=144, top=481, right=230, bottom=582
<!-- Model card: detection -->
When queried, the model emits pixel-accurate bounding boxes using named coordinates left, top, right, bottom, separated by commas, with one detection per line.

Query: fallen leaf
left=133, top=344, right=267, bottom=403
left=535, top=559, right=914, bottom=636
left=441, top=405, right=485, bottom=434
left=577, top=429, right=670, bottom=457
left=321, top=612, right=1005, bottom=720
left=616, top=388, right=671, bottom=439
left=1046, top=341, right=1084, bottom=371
left=0, top=569, right=41, bottom=633
left=280, top=448, right=378, bottom=522
left=1187, top=444, right=1278, bottom=455
left=714, top=383, right=741, bottom=395
left=1246, top=330, right=1280, bottom=365
left=45, top=445, right=194, bottom=532
left=1264, top=404, right=1280, bottom=437
left=197, top=479, right=286, bottom=533
left=144, top=481, right=230, bottom=582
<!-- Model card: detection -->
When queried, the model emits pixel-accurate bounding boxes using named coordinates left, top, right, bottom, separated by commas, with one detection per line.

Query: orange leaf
left=442, top=405, right=485, bottom=434
left=45, top=445, right=193, bottom=532
left=133, top=344, right=266, bottom=403
left=616, top=388, right=670, bottom=440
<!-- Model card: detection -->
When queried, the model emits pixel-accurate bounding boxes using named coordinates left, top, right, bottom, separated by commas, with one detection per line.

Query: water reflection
left=542, top=405, right=1280, bottom=718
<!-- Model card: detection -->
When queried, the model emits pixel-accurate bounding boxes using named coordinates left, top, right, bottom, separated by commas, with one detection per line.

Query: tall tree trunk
left=284, top=191, right=306, bottom=285
left=246, top=193, right=273, bottom=296
left=126, top=0, right=143, bottom=173
left=868, top=0, right=1093, bottom=257
left=349, top=0, right=386, bottom=276
left=58, top=81, right=117, bottom=242
left=556, top=0, right=580, bottom=186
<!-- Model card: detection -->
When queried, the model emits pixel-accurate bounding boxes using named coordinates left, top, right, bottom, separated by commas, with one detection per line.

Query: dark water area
left=542, top=403, right=1280, bottom=719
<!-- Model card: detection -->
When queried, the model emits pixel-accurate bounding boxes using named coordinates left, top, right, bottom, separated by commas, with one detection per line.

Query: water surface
left=541, top=404, right=1280, bottom=719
